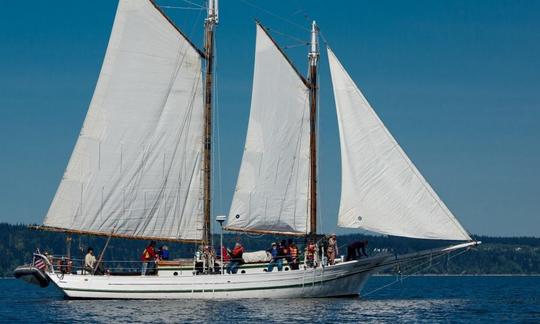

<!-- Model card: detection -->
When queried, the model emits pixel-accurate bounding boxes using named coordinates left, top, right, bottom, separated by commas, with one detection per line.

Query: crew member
left=289, top=242, right=299, bottom=270
left=267, top=242, right=282, bottom=272
left=84, top=247, right=97, bottom=274
left=141, top=241, right=158, bottom=275
left=327, top=234, right=338, bottom=265
left=305, top=240, right=316, bottom=268
left=346, top=240, right=368, bottom=261
left=226, top=242, right=244, bottom=274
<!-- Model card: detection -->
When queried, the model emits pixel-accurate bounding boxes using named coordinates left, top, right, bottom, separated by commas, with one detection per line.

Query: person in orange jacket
left=226, top=242, right=244, bottom=274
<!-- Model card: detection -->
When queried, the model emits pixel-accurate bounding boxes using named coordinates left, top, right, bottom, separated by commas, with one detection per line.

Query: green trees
left=0, top=223, right=538, bottom=276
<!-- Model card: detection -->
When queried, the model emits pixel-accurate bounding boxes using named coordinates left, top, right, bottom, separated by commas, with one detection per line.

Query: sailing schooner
left=14, top=0, right=479, bottom=299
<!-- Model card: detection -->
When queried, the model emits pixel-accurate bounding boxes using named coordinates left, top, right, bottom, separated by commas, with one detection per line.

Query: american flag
left=34, top=257, right=46, bottom=270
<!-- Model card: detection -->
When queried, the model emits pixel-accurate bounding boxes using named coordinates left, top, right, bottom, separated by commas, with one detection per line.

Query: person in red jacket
left=141, top=241, right=157, bottom=275
left=226, top=242, right=244, bottom=274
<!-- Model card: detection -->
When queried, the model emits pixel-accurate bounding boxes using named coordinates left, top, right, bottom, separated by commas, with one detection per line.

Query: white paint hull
left=35, top=242, right=478, bottom=299
left=47, top=256, right=391, bottom=299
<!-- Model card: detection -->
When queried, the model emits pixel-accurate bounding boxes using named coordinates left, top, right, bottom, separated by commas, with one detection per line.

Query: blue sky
left=0, top=0, right=539, bottom=236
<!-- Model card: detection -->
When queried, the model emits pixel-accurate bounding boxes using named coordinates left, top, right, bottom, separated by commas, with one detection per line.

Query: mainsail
left=328, top=47, right=471, bottom=241
left=43, top=0, right=205, bottom=242
left=226, top=23, right=311, bottom=235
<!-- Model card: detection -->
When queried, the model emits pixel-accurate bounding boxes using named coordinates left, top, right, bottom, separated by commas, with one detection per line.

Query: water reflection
left=41, top=296, right=466, bottom=323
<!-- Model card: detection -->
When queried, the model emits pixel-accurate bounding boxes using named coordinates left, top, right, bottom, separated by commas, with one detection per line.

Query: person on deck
left=202, top=245, right=216, bottom=273
left=220, top=245, right=231, bottom=263
left=326, top=234, right=338, bottom=265
left=346, top=240, right=368, bottom=261
left=141, top=241, right=158, bottom=275
left=226, top=242, right=244, bottom=274
left=158, top=245, right=170, bottom=261
left=281, top=239, right=292, bottom=268
left=305, top=240, right=317, bottom=268
left=267, top=242, right=282, bottom=272
left=289, top=242, right=299, bottom=270
left=84, top=247, right=97, bottom=274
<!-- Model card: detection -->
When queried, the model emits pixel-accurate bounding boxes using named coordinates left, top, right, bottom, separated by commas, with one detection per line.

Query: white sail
left=43, top=0, right=205, bottom=241
left=328, top=48, right=471, bottom=241
left=226, top=24, right=311, bottom=235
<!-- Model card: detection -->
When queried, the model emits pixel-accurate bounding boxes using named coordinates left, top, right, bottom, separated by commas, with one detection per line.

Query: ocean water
left=1, top=276, right=539, bottom=323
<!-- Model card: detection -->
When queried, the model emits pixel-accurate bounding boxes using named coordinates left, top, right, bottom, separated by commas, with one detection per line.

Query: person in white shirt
left=84, top=247, right=97, bottom=274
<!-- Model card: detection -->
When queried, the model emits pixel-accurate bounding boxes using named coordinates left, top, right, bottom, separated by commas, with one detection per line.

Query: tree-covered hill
left=1, top=223, right=539, bottom=277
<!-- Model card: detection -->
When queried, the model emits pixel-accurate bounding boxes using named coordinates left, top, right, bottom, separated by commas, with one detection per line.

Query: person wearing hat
left=266, top=242, right=282, bottom=272
left=326, top=234, right=338, bottom=265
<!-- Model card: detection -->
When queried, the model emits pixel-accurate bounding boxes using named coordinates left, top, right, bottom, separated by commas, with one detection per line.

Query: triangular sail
left=328, top=47, right=471, bottom=241
left=226, top=24, right=311, bottom=235
left=43, top=0, right=205, bottom=242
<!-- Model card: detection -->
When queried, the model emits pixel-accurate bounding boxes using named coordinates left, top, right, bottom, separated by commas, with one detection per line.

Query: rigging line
left=213, top=34, right=224, bottom=214
left=238, top=0, right=310, bottom=32
left=318, top=30, right=331, bottom=47
left=265, top=27, right=309, bottom=45
left=160, top=6, right=205, bottom=10
left=283, top=42, right=310, bottom=50
left=182, top=0, right=206, bottom=8
left=362, top=248, right=471, bottom=298
left=173, top=0, right=207, bottom=9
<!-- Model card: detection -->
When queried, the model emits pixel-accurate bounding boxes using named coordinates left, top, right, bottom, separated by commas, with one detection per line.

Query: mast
left=203, top=0, right=218, bottom=246
left=308, top=21, right=319, bottom=237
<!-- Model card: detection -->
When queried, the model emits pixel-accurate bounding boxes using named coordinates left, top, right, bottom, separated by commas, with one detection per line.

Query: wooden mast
left=203, top=0, right=218, bottom=246
left=308, top=21, right=319, bottom=237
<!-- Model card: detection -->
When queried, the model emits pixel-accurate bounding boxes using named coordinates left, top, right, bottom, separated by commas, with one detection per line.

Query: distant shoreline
left=373, top=273, right=540, bottom=277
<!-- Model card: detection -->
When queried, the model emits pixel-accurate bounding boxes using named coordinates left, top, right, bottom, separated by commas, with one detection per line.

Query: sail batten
left=328, top=47, right=471, bottom=241
left=43, top=0, right=205, bottom=241
left=227, top=24, right=311, bottom=234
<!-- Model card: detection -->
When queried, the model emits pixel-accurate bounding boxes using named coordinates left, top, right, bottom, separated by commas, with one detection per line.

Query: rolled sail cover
left=43, top=0, right=205, bottom=241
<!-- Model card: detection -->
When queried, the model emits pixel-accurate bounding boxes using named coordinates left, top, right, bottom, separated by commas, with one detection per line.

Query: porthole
left=173, top=272, right=178, bottom=276
left=241, top=270, right=246, bottom=274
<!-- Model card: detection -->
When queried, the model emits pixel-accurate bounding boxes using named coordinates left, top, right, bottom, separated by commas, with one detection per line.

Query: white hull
left=47, top=256, right=390, bottom=299
left=33, top=242, right=477, bottom=299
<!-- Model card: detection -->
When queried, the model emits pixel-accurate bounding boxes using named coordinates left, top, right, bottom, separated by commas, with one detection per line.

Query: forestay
left=328, top=48, right=471, bottom=241
left=227, top=24, right=311, bottom=235
left=44, top=0, right=205, bottom=241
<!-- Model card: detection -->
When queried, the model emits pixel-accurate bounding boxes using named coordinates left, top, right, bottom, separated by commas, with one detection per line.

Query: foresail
left=226, top=24, right=311, bottom=235
left=328, top=48, right=471, bottom=241
left=44, top=0, right=205, bottom=241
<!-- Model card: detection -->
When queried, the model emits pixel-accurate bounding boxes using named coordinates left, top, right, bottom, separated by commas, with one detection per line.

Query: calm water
left=1, top=276, right=539, bottom=323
